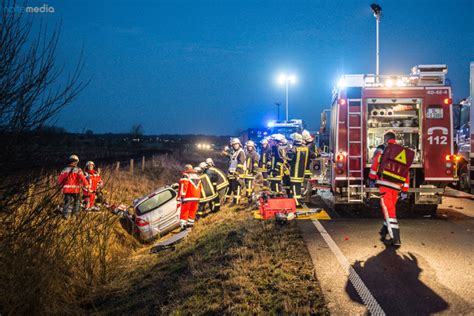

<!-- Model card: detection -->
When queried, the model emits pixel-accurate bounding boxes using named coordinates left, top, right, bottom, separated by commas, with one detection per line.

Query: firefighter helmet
left=85, top=161, right=95, bottom=168
left=199, top=162, right=208, bottom=170
left=290, top=133, right=303, bottom=144
left=205, top=158, right=215, bottom=166
left=302, top=130, right=314, bottom=142
left=246, top=140, right=256, bottom=148
left=271, top=134, right=286, bottom=143
left=230, top=138, right=242, bottom=146
left=69, top=154, right=79, bottom=163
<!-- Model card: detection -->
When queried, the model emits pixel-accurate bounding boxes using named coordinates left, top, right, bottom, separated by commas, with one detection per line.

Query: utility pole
left=275, top=102, right=281, bottom=121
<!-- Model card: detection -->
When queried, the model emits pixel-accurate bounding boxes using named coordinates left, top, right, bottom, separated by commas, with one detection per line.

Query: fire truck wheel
left=458, top=165, right=470, bottom=192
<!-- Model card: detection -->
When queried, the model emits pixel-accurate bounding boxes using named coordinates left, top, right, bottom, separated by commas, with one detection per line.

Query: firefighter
left=258, top=138, right=272, bottom=182
left=268, top=134, right=287, bottom=194
left=225, top=138, right=246, bottom=205
left=58, top=154, right=89, bottom=219
left=83, top=161, right=103, bottom=210
left=287, top=133, right=309, bottom=207
left=177, top=164, right=202, bottom=230
left=242, top=140, right=260, bottom=197
left=205, top=158, right=228, bottom=210
left=302, top=130, right=319, bottom=178
left=197, top=162, right=220, bottom=215
left=369, top=132, right=413, bottom=247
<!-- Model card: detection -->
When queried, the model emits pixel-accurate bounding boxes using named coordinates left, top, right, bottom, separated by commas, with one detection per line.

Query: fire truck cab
left=328, top=64, right=454, bottom=209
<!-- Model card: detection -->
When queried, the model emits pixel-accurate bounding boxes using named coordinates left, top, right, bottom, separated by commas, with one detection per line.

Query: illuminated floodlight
left=337, top=77, right=346, bottom=88
left=396, top=78, right=406, bottom=87
left=267, top=120, right=276, bottom=128
left=275, top=73, right=297, bottom=121
left=385, top=79, right=394, bottom=87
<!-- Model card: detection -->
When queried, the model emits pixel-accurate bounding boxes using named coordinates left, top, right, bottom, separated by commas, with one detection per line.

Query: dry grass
left=0, top=155, right=181, bottom=314
left=1, top=155, right=328, bottom=315
left=87, top=206, right=328, bottom=315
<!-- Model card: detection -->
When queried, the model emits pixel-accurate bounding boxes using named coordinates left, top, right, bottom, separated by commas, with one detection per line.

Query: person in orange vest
left=369, top=132, right=413, bottom=247
left=83, top=161, right=103, bottom=210
left=177, top=164, right=202, bottom=230
left=58, top=154, right=89, bottom=219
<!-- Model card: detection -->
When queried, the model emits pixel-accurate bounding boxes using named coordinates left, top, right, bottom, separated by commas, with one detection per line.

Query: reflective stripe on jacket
left=369, top=139, right=409, bottom=192
left=58, top=165, right=88, bottom=194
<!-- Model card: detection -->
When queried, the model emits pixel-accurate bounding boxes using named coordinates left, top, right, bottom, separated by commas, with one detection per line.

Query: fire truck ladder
left=347, top=99, right=364, bottom=203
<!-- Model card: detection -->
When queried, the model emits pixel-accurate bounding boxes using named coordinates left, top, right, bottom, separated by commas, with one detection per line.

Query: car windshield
left=136, top=189, right=175, bottom=215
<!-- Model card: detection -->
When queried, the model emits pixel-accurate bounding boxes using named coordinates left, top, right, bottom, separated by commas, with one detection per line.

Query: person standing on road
left=83, top=161, right=103, bottom=210
left=223, top=138, right=246, bottom=205
left=369, top=132, right=414, bottom=246
left=177, top=164, right=201, bottom=230
left=58, top=154, right=89, bottom=219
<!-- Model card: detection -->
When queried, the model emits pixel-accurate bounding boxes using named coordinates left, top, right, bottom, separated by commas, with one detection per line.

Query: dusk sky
left=31, top=0, right=473, bottom=135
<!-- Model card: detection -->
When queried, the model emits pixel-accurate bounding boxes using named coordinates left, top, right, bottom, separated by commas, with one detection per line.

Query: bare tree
left=0, top=0, right=89, bottom=207
left=130, top=123, right=143, bottom=139
left=0, top=0, right=89, bottom=132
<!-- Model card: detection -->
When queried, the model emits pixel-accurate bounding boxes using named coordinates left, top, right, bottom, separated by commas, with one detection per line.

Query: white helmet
left=246, top=140, right=256, bottom=148
left=271, top=134, right=285, bottom=142
left=85, top=161, right=95, bottom=168
left=205, top=158, right=215, bottom=166
left=290, top=133, right=303, bottom=144
left=260, top=138, right=269, bottom=145
left=302, top=130, right=314, bottom=142
left=194, top=167, right=202, bottom=173
left=69, top=154, right=79, bottom=163
left=184, top=164, right=193, bottom=170
left=230, top=138, right=242, bottom=146
left=199, top=162, right=208, bottom=170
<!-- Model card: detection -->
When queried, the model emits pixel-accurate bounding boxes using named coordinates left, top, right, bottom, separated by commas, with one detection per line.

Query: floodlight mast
left=371, top=3, right=382, bottom=82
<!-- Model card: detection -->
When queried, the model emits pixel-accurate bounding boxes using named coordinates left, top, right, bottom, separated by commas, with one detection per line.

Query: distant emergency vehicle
left=267, top=119, right=305, bottom=139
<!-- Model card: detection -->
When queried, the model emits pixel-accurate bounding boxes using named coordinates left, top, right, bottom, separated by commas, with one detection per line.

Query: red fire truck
left=327, top=64, right=454, bottom=210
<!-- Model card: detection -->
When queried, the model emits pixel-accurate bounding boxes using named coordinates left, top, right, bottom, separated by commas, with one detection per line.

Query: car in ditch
left=116, top=184, right=181, bottom=242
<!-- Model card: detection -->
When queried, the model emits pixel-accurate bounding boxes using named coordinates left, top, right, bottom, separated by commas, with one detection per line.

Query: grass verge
left=87, top=205, right=328, bottom=315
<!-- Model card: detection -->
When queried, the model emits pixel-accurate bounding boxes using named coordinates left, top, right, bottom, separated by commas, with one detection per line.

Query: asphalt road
left=299, top=194, right=474, bottom=315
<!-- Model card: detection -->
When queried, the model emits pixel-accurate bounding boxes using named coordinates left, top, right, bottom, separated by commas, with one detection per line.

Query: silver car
left=132, top=185, right=181, bottom=242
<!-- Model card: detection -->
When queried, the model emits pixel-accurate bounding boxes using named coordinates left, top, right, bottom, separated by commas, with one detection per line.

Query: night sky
left=31, top=0, right=473, bottom=135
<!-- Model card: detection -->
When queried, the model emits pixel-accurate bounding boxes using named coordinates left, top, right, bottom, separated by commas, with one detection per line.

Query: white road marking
left=312, top=219, right=386, bottom=316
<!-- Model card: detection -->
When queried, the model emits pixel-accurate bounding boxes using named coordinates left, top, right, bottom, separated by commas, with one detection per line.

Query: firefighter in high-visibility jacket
left=224, top=138, right=246, bottom=204
left=206, top=157, right=229, bottom=204
left=197, top=162, right=220, bottom=215
left=83, top=161, right=103, bottom=210
left=302, top=130, right=319, bottom=179
left=369, top=132, right=413, bottom=246
left=243, top=140, right=260, bottom=197
left=287, top=133, right=309, bottom=206
left=58, top=154, right=89, bottom=219
left=258, top=138, right=272, bottom=180
left=268, top=134, right=287, bottom=194
left=177, top=164, right=202, bottom=230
